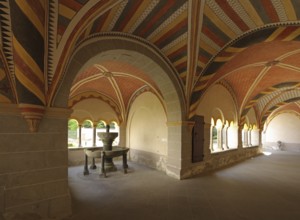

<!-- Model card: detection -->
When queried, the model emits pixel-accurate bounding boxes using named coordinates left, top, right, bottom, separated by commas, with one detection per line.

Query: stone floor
left=66, top=150, right=300, bottom=220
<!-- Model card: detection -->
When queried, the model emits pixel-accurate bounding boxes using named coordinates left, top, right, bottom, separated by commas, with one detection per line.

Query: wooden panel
left=192, top=115, right=204, bottom=163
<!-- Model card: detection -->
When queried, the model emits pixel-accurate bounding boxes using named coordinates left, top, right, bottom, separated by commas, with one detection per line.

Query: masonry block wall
left=0, top=105, right=71, bottom=219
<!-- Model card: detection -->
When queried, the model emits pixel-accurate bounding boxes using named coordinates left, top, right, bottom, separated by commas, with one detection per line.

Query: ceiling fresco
left=1, top=0, right=300, bottom=127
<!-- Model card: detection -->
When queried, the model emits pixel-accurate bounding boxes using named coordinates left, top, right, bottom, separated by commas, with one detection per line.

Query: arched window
left=68, top=119, right=79, bottom=147
left=96, top=120, right=106, bottom=146
left=82, top=120, right=93, bottom=147
left=109, top=121, right=120, bottom=146
left=227, top=121, right=238, bottom=149
left=242, top=124, right=249, bottom=147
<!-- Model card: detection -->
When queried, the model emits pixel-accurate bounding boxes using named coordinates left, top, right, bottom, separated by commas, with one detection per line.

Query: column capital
left=18, top=103, right=45, bottom=132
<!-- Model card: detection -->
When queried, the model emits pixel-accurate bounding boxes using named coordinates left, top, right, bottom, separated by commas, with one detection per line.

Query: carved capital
left=18, top=104, right=45, bottom=132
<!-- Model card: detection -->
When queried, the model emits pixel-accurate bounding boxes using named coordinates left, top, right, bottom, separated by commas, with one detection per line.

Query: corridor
left=67, top=150, right=300, bottom=220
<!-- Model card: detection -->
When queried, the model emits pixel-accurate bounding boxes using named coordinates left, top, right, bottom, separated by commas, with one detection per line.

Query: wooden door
left=192, top=115, right=204, bottom=162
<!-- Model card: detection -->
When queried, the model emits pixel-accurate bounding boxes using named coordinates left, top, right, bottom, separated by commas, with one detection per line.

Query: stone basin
left=84, top=147, right=103, bottom=158
left=97, top=132, right=118, bottom=151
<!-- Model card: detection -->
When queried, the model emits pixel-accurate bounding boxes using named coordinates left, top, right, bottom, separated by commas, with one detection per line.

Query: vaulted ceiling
left=0, top=0, right=300, bottom=127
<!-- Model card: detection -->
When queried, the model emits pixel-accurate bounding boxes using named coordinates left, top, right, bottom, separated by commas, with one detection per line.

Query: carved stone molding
left=18, top=104, right=45, bottom=132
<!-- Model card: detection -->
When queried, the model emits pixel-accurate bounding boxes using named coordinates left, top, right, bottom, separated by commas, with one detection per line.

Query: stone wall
left=129, top=148, right=167, bottom=172
left=181, top=147, right=261, bottom=179
left=0, top=105, right=72, bottom=219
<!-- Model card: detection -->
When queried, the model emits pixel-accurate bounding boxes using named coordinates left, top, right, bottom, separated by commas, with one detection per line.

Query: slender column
left=210, top=126, right=215, bottom=152
left=78, top=124, right=82, bottom=147
left=248, top=129, right=252, bottom=147
left=223, top=126, right=229, bottom=150
left=237, top=126, right=243, bottom=149
left=92, top=124, right=97, bottom=146
left=217, top=127, right=223, bottom=151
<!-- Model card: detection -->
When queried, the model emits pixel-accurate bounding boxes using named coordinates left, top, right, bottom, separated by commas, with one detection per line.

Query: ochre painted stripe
left=38, top=0, right=45, bottom=10
left=101, top=4, right=119, bottom=31
left=239, top=0, right=264, bottom=26
left=59, top=3, right=76, bottom=20
left=123, top=1, right=152, bottom=32
left=0, top=68, right=5, bottom=80
left=0, top=94, right=11, bottom=103
left=60, top=0, right=83, bottom=11
left=275, top=26, right=299, bottom=40
left=14, top=52, right=44, bottom=91
left=116, top=1, right=144, bottom=31
left=204, top=4, right=236, bottom=39
left=150, top=12, right=187, bottom=43
left=215, top=0, right=249, bottom=31
left=282, top=0, right=297, bottom=20
left=200, top=40, right=217, bottom=55
left=174, top=56, right=187, bottom=67
left=137, top=1, right=176, bottom=37
left=202, top=26, right=225, bottom=47
left=225, top=46, right=246, bottom=53
left=154, top=18, right=187, bottom=46
left=214, top=56, right=233, bottom=62
left=283, top=27, right=300, bottom=41
left=261, top=0, right=279, bottom=22
left=265, top=27, right=285, bottom=42
left=16, top=0, right=44, bottom=37
left=15, top=65, right=45, bottom=104
left=13, top=37, right=44, bottom=82
left=163, top=39, right=186, bottom=56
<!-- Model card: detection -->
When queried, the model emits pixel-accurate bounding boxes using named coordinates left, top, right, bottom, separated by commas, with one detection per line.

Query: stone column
left=78, top=124, right=82, bottom=147
left=118, top=122, right=126, bottom=147
left=217, top=127, right=223, bottom=151
left=223, top=125, right=229, bottom=150
left=166, top=121, right=194, bottom=179
left=237, top=126, right=243, bottom=150
left=92, top=124, right=97, bottom=146
left=248, top=129, right=252, bottom=147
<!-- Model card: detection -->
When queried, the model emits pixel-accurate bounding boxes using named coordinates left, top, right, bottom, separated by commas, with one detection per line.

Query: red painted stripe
left=175, top=61, right=187, bottom=70
left=60, top=0, right=84, bottom=11
left=138, top=0, right=176, bottom=37
left=95, top=10, right=110, bottom=32
left=117, top=0, right=144, bottom=31
left=27, top=0, right=45, bottom=28
left=199, top=55, right=209, bottom=64
left=49, top=0, right=110, bottom=102
left=13, top=48, right=44, bottom=92
left=215, top=0, right=249, bottom=31
left=261, top=0, right=279, bottom=22
left=202, top=26, right=225, bottom=47
left=274, top=26, right=299, bottom=40
left=57, top=24, right=66, bottom=36
left=218, top=50, right=234, bottom=58
left=168, top=45, right=186, bottom=60
left=154, top=18, right=187, bottom=47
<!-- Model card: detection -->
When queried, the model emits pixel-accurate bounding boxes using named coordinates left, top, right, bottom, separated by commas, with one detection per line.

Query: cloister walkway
left=66, top=150, right=300, bottom=220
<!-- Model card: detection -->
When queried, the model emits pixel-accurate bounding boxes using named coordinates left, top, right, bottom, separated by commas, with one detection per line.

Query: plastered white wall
left=71, top=98, right=118, bottom=123
left=265, top=113, right=300, bottom=143
left=196, top=84, right=237, bottom=123
left=127, top=92, right=167, bottom=155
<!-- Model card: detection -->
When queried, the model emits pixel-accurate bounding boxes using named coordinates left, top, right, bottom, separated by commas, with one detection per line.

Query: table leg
left=122, top=152, right=128, bottom=174
left=101, top=152, right=107, bottom=178
left=90, top=158, right=97, bottom=169
left=83, top=154, right=89, bottom=175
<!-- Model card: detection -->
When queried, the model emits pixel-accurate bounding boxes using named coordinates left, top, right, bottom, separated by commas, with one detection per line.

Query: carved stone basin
left=84, top=147, right=103, bottom=158
left=97, top=132, right=118, bottom=151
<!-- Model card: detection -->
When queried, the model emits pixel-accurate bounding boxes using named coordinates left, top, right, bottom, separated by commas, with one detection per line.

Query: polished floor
left=66, top=150, right=300, bottom=220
